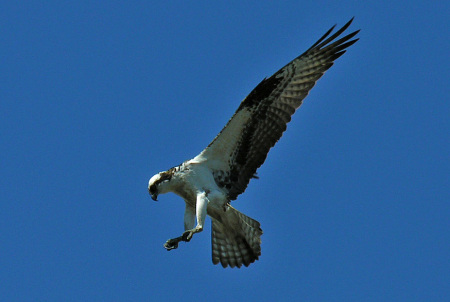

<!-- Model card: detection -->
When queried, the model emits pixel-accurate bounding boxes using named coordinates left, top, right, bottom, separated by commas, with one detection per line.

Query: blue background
left=1, top=1, right=448, bottom=301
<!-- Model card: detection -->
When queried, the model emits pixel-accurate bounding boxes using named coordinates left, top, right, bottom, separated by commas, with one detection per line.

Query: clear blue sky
left=1, top=1, right=448, bottom=301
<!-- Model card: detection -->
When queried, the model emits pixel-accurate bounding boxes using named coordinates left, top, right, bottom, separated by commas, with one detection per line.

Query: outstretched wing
left=193, top=19, right=359, bottom=200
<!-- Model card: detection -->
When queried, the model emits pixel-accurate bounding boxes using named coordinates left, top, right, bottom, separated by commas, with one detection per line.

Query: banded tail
left=211, top=206, right=263, bottom=268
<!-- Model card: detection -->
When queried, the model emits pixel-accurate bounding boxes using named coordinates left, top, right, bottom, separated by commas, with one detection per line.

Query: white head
left=148, top=170, right=173, bottom=201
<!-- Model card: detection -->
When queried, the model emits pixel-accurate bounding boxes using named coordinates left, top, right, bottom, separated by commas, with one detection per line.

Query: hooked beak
left=148, top=184, right=158, bottom=201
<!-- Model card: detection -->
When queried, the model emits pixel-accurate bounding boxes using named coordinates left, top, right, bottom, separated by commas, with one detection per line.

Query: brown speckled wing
left=197, top=19, right=359, bottom=200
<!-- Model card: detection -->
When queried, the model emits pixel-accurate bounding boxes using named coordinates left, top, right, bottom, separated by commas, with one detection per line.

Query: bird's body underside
left=147, top=19, right=359, bottom=268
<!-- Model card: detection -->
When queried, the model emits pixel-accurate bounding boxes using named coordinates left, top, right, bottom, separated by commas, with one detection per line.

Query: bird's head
left=148, top=170, right=173, bottom=201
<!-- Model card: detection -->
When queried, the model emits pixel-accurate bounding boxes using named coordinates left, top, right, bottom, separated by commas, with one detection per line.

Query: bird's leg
left=164, top=206, right=190, bottom=250
left=182, top=192, right=208, bottom=242
left=163, top=200, right=205, bottom=251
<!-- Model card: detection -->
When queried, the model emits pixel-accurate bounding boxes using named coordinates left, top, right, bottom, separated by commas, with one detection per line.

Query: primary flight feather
left=148, top=18, right=359, bottom=268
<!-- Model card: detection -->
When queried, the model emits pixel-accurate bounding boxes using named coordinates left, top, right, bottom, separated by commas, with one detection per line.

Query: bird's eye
left=149, top=184, right=157, bottom=194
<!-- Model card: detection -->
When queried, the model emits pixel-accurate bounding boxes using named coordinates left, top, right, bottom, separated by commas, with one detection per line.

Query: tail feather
left=211, top=206, right=263, bottom=268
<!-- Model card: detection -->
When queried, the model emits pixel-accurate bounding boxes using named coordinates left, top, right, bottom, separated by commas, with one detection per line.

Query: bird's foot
left=182, top=230, right=194, bottom=242
left=164, top=226, right=203, bottom=250
left=163, top=237, right=181, bottom=251
left=182, top=226, right=203, bottom=242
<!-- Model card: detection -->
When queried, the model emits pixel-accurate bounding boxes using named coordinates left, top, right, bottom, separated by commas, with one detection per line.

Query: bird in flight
left=148, top=19, right=359, bottom=268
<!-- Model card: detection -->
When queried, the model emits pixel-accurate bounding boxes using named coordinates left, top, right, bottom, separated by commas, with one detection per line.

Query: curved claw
left=163, top=239, right=179, bottom=251
left=182, top=231, right=194, bottom=242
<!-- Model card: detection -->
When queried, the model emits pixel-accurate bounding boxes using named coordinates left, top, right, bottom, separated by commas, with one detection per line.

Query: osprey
left=148, top=19, right=359, bottom=268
